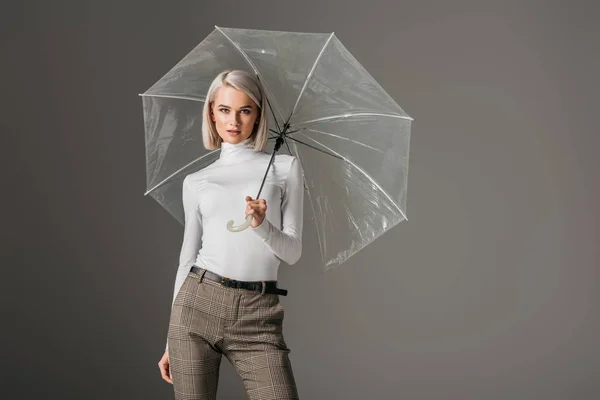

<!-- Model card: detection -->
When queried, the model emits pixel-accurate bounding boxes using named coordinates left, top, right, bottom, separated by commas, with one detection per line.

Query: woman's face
left=210, top=85, right=259, bottom=145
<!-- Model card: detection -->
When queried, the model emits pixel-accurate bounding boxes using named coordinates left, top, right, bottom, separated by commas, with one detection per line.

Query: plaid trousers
left=167, top=267, right=299, bottom=400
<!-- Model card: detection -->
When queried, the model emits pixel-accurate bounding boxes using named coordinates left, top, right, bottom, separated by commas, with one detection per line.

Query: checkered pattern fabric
left=167, top=267, right=299, bottom=399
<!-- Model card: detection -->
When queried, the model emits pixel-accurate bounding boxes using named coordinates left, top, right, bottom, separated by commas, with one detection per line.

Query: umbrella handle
left=226, top=215, right=253, bottom=232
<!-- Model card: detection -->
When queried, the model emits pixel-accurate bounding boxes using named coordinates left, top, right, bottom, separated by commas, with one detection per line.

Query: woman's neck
left=218, top=138, right=257, bottom=164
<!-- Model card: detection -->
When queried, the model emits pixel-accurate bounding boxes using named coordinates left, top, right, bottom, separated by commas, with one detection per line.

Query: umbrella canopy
left=140, top=26, right=413, bottom=271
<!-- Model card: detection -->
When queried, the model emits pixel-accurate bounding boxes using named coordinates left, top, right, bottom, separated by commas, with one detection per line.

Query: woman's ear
left=209, top=103, right=215, bottom=122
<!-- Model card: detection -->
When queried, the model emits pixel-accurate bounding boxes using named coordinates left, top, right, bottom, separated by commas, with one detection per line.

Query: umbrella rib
left=283, top=137, right=293, bottom=156
left=296, top=131, right=406, bottom=218
left=138, top=93, right=206, bottom=102
left=295, top=112, right=413, bottom=127
left=215, top=26, right=284, bottom=123
left=286, top=136, right=343, bottom=160
left=144, top=149, right=220, bottom=196
left=269, top=128, right=284, bottom=137
left=303, top=128, right=383, bottom=153
left=286, top=142, right=326, bottom=265
left=288, top=32, right=335, bottom=122
left=285, top=139, right=307, bottom=188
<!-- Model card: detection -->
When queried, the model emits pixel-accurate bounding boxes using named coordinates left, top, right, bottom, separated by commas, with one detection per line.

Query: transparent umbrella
left=140, top=26, right=413, bottom=271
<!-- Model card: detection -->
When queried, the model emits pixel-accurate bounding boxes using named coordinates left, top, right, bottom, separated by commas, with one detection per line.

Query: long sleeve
left=251, top=157, right=304, bottom=265
left=166, top=176, right=203, bottom=350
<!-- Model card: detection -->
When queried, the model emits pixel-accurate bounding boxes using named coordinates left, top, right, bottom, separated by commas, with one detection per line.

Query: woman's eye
left=219, top=108, right=229, bottom=113
left=241, top=110, right=251, bottom=114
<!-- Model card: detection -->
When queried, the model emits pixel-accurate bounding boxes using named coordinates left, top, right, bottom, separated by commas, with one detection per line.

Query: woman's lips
left=227, top=130, right=241, bottom=136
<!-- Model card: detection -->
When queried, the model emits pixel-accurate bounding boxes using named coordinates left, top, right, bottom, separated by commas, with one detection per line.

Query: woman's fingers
left=246, top=196, right=267, bottom=215
left=245, top=197, right=267, bottom=228
left=247, top=205, right=266, bottom=215
left=158, top=351, right=173, bottom=384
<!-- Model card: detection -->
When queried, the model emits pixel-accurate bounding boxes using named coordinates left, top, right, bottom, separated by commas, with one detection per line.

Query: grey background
left=3, top=0, right=599, bottom=399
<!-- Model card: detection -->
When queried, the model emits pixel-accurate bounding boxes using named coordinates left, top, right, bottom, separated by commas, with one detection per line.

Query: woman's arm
left=166, top=176, right=203, bottom=350
left=251, top=157, right=304, bottom=265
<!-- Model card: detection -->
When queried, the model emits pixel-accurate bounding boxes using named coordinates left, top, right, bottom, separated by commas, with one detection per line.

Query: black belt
left=190, top=266, right=288, bottom=296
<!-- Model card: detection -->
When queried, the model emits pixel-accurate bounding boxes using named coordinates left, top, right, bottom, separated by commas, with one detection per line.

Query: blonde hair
left=202, top=69, right=268, bottom=151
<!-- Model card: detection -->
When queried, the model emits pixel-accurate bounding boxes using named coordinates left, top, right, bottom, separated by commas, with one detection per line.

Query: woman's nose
left=229, top=112, right=242, bottom=124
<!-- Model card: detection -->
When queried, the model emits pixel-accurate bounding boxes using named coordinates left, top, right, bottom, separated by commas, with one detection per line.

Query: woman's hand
left=158, top=349, right=173, bottom=384
left=245, top=196, right=267, bottom=228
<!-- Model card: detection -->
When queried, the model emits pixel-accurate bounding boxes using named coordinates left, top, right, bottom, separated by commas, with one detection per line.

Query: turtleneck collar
left=218, top=138, right=258, bottom=164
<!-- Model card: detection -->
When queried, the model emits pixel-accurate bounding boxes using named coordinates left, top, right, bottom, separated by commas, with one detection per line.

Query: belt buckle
left=221, top=276, right=232, bottom=286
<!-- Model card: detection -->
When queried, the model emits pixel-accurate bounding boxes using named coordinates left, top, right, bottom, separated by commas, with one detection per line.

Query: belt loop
left=197, top=268, right=207, bottom=282
left=261, top=281, right=266, bottom=296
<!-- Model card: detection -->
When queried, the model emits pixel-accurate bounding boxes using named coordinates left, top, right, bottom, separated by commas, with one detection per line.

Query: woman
left=158, top=69, right=304, bottom=400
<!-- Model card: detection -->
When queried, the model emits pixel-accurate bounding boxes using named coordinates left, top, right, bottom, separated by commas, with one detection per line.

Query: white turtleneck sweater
left=166, top=138, right=304, bottom=349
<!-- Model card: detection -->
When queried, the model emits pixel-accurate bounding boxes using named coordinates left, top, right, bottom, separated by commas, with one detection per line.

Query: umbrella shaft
left=256, top=136, right=284, bottom=198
